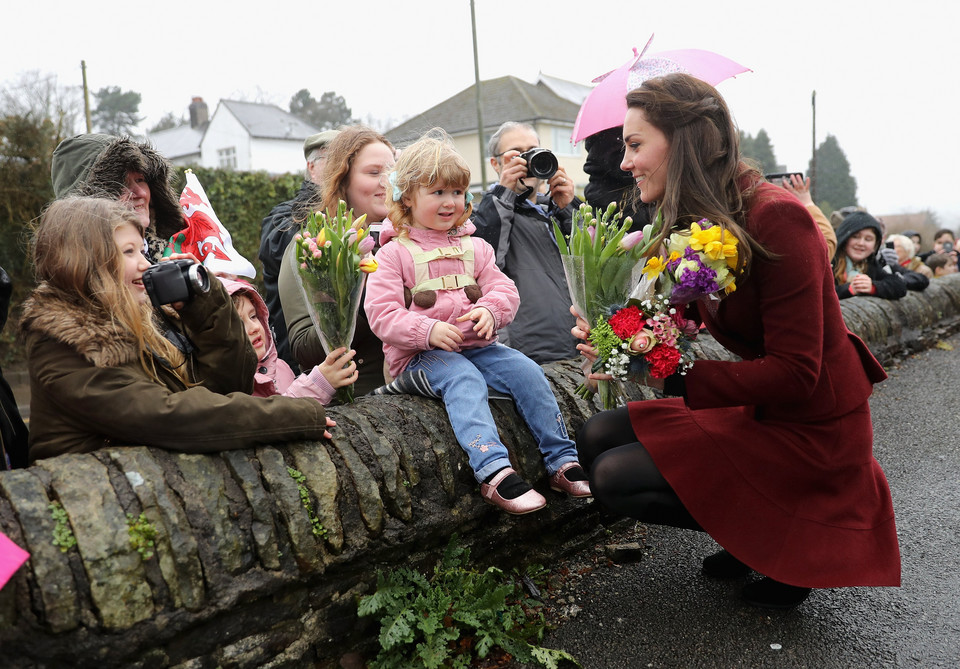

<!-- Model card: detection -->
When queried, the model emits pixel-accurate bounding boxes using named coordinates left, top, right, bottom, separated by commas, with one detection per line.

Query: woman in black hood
left=50, top=134, right=185, bottom=263
left=832, top=211, right=907, bottom=300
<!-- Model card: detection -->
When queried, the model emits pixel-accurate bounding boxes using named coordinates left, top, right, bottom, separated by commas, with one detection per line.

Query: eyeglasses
left=493, top=146, right=538, bottom=159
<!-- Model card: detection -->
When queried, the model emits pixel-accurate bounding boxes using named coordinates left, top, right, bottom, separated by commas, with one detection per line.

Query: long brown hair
left=318, top=126, right=394, bottom=217
left=625, top=73, right=772, bottom=275
left=32, top=197, right=190, bottom=385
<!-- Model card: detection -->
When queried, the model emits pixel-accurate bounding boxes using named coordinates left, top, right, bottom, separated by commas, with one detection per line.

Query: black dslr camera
left=141, top=259, right=210, bottom=310
left=518, top=148, right=559, bottom=180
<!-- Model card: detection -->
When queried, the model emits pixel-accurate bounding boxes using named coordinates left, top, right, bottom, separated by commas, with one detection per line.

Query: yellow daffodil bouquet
left=643, top=218, right=739, bottom=305
left=294, top=200, right=377, bottom=403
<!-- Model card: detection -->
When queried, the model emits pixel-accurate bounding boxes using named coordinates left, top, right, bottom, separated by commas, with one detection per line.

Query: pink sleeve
left=363, top=242, right=438, bottom=349
left=281, top=366, right=336, bottom=405
left=471, top=236, right=520, bottom=329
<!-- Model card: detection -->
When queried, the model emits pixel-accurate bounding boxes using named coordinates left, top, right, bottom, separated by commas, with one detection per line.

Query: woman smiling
left=832, top=211, right=907, bottom=300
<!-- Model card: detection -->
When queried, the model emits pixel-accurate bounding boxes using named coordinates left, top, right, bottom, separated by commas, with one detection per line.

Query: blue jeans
left=406, top=343, right=579, bottom=482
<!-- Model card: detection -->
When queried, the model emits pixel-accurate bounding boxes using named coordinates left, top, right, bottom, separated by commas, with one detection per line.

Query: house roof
left=147, top=124, right=203, bottom=160
left=218, top=100, right=320, bottom=140
left=537, top=73, right=593, bottom=105
left=386, top=75, right=583, bottom=145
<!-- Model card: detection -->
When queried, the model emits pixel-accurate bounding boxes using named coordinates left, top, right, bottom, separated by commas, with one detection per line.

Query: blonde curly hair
left=386, top=129, right=472, bottom=236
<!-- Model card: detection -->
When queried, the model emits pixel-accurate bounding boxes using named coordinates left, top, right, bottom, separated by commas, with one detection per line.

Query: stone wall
left=2, top=274, right=959, bottom=668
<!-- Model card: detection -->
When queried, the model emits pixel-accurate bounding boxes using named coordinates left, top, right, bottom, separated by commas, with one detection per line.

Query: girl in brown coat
left=20, top=198, right=335, bottom=462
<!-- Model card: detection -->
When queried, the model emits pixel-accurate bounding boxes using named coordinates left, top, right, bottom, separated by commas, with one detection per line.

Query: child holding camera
left=20, top=197, right=336, bottom=463
left=364, top=131, right=590, bottom=515
left=219, top=277, right=358, bottom=403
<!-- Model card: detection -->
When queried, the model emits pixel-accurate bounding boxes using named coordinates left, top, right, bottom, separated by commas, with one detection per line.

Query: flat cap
left=303, top=130, right=340, bottom=159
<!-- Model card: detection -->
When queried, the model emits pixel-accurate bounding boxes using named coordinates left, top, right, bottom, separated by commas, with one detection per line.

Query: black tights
left=577, top=407, right=702, bottom=531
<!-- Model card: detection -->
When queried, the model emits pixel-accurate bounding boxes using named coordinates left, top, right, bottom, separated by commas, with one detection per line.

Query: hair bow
left=388, top=172, right=402, bottom=202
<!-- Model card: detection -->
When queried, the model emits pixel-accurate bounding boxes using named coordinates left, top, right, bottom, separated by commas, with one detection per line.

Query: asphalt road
left=532, top=331, right=960, bottom=668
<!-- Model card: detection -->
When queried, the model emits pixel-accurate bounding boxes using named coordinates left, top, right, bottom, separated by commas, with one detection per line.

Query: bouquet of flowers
left=588, top=294, right=698, bottom=383
left=554, top=202, right=663, bottom=409
left=557, top=206, right=740, bottom=410
left=645, top=218, right=739, bottom=303
left=294, top=201, right=377, bottom=404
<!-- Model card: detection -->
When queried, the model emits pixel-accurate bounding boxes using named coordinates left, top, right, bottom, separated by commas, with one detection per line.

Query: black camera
left=943, top=241, right=955, bottom=254
left=518, top=148, right=559, bottom=180
left=141, top=259, right=210, bottom=310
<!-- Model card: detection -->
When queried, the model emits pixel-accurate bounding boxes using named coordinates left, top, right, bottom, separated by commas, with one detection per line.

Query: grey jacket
left=472, top=185, right=579, bottom=364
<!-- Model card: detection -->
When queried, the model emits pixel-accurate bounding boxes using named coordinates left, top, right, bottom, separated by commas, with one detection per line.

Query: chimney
left=189, top=97, right=209, bottom=129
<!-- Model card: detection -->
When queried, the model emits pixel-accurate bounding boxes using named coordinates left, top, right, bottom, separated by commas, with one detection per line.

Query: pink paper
left=0, top=531, right=30, bottom=590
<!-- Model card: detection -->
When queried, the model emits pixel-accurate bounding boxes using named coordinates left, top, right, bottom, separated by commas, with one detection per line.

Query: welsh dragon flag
left=168, top=170, right=256, bottom=279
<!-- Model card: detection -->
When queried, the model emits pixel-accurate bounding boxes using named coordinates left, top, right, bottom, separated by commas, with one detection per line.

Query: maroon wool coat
left=629, top=182, right=901, bottom=589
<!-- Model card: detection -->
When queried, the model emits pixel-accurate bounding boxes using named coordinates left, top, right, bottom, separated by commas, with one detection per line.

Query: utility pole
left=810, top=90, right=816, bottom=201
left=81, top=60, right=92, bottom=133
left=470, top=0, right=487, bottom=190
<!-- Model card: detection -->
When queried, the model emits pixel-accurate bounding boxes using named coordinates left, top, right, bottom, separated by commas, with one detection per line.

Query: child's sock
left=483, top=468, right=532, bottom=499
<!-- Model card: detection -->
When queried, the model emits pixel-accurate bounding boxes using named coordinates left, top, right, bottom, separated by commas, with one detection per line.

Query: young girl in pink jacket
left=219, top=277, right=357, bottom=403
left=363, top=130, right=589, bottom=515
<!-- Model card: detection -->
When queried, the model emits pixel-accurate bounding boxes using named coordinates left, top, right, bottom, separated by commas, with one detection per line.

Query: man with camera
left=472, top=122, right=580, bottom=364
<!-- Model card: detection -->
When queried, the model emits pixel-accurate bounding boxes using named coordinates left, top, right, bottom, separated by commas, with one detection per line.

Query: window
left=551, top=127, right=580, bottom=157
left=218, top=147, right=237, bottom=169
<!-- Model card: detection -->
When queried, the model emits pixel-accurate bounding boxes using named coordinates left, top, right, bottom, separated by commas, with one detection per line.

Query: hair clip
left=388, top=172, right=402, bottom=202
left=465, top=191, right=474, bottom=204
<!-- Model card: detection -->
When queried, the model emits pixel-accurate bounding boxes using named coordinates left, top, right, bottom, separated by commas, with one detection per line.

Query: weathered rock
left=107, top=448, right=205, bottom=611
left=36, top=454, right=154, bottom=630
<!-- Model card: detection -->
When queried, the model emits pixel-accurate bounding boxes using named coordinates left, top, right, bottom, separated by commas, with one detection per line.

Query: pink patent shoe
left=480, top=468, right=546, bottom=515
left=549, top=462, right=592, bottom=498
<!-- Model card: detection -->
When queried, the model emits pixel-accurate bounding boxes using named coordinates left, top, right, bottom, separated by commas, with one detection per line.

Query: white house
left=148, top=98, right=319, bottom=174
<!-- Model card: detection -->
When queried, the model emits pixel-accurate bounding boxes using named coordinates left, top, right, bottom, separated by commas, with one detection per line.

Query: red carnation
left=608, top=305, right=645, bottom=339
left=646, top=343, right=682, bottom=378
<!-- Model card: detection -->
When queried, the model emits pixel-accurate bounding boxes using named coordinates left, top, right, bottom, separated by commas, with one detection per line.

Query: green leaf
left=379, top=609, right=416, bottom=650
left=553, top=219, right=569, bottom=256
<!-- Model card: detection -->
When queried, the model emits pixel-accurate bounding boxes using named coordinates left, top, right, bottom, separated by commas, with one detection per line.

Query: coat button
left=258, top=366, right=268, bottom=374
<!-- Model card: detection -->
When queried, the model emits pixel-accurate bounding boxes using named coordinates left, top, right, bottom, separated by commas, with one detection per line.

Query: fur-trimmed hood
left=51, top=134, right=185, bottom=241
left=20, top=286, right=141, bottom=368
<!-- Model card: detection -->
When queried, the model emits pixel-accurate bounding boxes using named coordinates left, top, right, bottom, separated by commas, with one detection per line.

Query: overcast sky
left=5, top=0, right=958, bottom=226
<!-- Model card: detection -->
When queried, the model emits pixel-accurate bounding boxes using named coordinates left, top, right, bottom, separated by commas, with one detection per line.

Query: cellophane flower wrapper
left=294, top=201, right=377, bottom=404
left=554, top=203, right=663, bottom=409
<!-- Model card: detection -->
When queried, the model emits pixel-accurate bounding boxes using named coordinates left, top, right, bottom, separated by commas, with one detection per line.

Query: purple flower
left=670, top=252, right=720, bottom=304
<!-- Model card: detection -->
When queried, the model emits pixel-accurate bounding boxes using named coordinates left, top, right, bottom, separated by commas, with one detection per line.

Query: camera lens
left=519, top=149, right=558, bottom=180
left=187, top=263, right=210, bottom=294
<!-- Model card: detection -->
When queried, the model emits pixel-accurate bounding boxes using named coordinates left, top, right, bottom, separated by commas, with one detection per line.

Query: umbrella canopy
left=572, top=37, right=751, bottom=143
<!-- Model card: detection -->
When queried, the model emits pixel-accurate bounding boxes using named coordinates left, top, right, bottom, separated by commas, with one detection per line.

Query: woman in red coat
left=574, top=74, right=900, bottom=608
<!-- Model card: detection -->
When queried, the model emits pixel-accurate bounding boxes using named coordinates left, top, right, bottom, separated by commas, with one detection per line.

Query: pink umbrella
left=572, top=36, right=751, bottom=143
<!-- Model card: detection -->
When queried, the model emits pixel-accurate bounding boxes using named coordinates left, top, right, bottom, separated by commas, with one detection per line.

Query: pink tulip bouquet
left=294, top=200, right=377, bottom=403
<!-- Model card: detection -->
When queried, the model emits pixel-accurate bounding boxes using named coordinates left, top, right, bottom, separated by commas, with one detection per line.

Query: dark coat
left=629, top=183, right=900, bottom=589
left=20, top=279, right=329, bottom=462
left=0, top=266, right=29, bottom=469
left=472, top=185, right=580, bottom=364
